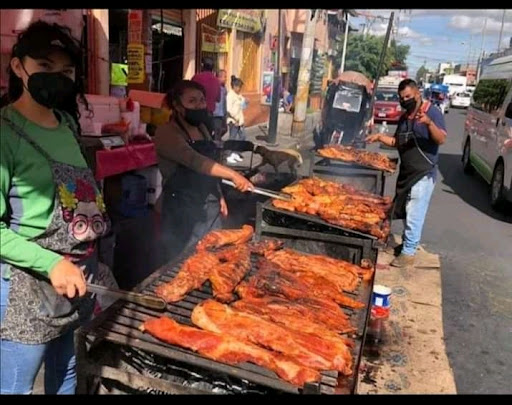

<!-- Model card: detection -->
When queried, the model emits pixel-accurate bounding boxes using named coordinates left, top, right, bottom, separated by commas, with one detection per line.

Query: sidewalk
left=243, top=111, right=321, bottom=151
left=357, top=235, right=457, bottom=394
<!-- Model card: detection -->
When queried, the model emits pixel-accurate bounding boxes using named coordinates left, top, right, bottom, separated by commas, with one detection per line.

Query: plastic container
left=366, top=284, right=392, bottom=345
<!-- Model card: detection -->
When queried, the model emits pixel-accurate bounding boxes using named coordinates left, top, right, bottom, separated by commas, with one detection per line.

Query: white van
left=461, top=55, right=512, bottom=210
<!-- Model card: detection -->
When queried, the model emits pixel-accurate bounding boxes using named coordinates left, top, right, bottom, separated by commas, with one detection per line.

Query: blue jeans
left=0, top=277, right=77, bottom=395
left=402, top=173, right=436, bottom=256
left=228, top=124, right=246, bottom=141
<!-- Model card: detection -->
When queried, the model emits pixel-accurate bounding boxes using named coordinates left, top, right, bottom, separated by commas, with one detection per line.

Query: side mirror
left=505, top=102, right=512, bottom=119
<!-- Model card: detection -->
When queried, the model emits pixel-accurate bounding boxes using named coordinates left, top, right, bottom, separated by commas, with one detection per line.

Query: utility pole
left=367, top=11, right=394, bottom=139
left=340, top=11, right=350, bottom=73
left=267, top=9, right=283, bottom=146
left=466, top=33, right=473, bottom=71
left=292, top=9, right=317, bottom=136
left=498, top=9, right=506, bottom=52
left=476, top=17, right=488, bottom=82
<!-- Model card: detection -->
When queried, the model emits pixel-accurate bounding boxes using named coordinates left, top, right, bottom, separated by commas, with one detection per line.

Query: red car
left=373, top=88, right=402, bottom=123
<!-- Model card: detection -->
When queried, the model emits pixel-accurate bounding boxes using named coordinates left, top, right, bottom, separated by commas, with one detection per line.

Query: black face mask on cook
left=400, top=98, right=417, bottom=113
left=183, top=107, right=210, bottom=127
left=24, top=70, right=76, bottom=109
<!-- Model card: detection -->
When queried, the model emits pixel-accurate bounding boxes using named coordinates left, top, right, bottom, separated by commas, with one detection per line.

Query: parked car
left=461, top=55, right=512, bottom=211
left=373, top=87, right=402, bottom=123
left=451, top=91, right=471, bottom=109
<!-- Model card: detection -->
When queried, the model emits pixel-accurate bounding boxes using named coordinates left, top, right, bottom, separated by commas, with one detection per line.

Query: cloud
left=449, top=15, right=512, bottom=35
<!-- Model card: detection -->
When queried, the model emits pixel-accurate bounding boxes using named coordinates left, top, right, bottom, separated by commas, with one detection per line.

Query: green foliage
left=336, top=34, right=410, bottom=80
left=416, top=65, right=429, bottom=82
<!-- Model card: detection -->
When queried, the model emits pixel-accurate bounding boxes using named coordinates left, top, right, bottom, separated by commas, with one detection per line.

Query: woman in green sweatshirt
left=0, top=21, right=110, bottom=394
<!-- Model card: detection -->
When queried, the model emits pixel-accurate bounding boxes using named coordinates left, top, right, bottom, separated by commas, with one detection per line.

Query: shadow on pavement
left=438, top=153, right=512, bottom=224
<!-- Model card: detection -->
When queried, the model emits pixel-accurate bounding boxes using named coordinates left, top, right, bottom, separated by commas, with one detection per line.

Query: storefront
left=216, top=9, right=268, bottom=126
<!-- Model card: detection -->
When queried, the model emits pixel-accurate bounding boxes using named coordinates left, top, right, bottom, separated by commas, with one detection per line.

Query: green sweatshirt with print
left=0, top=105, right=88, bottom=277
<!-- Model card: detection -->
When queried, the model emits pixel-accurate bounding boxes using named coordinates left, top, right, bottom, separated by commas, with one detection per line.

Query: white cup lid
left=373, top=284, right=392, bottom=295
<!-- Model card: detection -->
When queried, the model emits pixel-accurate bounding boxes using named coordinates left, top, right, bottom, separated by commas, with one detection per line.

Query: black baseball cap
left=13, top=20, right=82, bottom=66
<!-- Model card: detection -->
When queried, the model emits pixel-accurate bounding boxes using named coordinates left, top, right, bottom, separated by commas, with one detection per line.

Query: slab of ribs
left=272, top=177, right=392, bottom=240
left=156, top=227, right=256, bottom=303
left=191, top=300, right=353, bottom=376
left=140, top=316, right=321, bottom=387
left=148, top=226, right=375, bottom=388
left=318, top=145, right=397, bottom=173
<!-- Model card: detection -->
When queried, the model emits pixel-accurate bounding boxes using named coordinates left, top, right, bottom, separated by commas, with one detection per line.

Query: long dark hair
left=6, top=20, right=90, bottom=134
left=164, top=80, right=206, bottom=113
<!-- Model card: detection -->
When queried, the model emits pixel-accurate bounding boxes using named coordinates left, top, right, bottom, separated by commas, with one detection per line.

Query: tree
left=416, top=65, right=428, bottom=82
left=336, top=34, right=410, bottom=80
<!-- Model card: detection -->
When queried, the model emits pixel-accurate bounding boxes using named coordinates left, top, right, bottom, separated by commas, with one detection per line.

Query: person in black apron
left=154, top=80, right=254, bottom=263
left=367, top=79, right=447, bottom=267
left=1, top=21, right=110, bottom=394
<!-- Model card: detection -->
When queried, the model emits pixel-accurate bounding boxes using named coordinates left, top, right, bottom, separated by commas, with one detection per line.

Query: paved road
left=392, top=109, right=512, bottom=394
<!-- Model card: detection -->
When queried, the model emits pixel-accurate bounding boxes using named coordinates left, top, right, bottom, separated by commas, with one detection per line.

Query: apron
left=393, top=103, right=436, bottom=220
left=0, top=111, right=110, bottom=344
left=161, top=119, right=222, bottom=261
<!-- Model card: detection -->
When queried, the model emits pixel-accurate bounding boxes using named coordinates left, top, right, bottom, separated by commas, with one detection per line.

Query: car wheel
left=490, top=161, right=506, bottom=210
left=462, top=139, right=474, bottom=174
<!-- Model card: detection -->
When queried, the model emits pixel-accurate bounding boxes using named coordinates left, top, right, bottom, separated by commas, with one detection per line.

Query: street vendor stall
left=76, top=223, right=375, bottom=394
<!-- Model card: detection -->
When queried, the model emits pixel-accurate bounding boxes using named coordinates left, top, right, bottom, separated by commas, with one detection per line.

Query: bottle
left=365, top=285, right=391, bottom=357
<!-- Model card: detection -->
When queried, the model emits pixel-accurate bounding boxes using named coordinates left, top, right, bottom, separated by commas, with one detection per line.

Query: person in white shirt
left=212, top=70, right=228, bottom=141
left=226, top=75, right=247, bottom=164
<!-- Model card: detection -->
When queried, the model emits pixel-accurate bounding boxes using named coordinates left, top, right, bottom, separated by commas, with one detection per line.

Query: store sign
left=261, top=71, right=274, bottom=106
left=128, top=10, right=143, bottom=44
left=127, top=43, right=145, bottom=84
left=201, top=31, right=228, bottom=53
left=217, top=9, right=262, bottom=34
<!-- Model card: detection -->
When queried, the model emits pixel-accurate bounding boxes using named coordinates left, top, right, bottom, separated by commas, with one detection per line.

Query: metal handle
left=87, top=284, right=167, bottom=311
left=221, top=179, right=291, bottom=201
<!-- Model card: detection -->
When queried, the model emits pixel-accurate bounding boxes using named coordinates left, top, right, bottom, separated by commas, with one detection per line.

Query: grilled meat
left=140, top=316, right=321, bottom=387
left=154, top=251, right=218, bottom=302
left=210, top=245, right=251, bottom=303
left=236, top=259, right=364, bottom=309
left=191, top=300, right=353, bottom=375
left=265, top=249, right=361, bottom=293
left=196, top=225, right=254, bottom=251
left=274, top=178, right=391, bottom=241
left=318, top=145, right=397, bottom=173
left=232, top=298, right=356, bottom=337
left=248, top=239, right=284, bottom=256
left=231, top=295, right=352, bottom=333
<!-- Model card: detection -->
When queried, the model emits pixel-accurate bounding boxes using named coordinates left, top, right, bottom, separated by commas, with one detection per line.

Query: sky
left=351, top=9, right=512, bottom=78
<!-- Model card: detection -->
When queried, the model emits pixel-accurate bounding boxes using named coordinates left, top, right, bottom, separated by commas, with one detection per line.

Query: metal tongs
left=221, top=179, right=292, bottom=201
left=87, top=283, right=167, bottom=311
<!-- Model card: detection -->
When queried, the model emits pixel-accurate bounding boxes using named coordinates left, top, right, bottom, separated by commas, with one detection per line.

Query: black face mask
left=183, top=107, right=210, bottom=127
left=25, top=70, right=76, bottom=109
left=400, top=98, right=417, bottom=113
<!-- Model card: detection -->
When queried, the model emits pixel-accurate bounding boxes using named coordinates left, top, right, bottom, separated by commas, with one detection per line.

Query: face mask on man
left=23, top=66, right=76, bottom=109
left=400, top=97, right=417, bottom=113
left=183, top=107, right=210, bottom=127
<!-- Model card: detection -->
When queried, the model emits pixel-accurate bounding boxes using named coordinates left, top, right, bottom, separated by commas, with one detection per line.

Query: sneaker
left=234, top=153, right=244, bottom=162
left=226, top=155, right=238, bottom=165
left=390, top=254, right=415, bottom=268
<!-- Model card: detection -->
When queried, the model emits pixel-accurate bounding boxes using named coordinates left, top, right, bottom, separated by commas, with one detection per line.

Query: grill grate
left=78, top=238, right=374, bottom=394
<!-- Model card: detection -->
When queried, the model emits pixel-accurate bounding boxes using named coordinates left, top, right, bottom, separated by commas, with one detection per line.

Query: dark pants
left=212, top=117, right=227, bottom=141
left=161, top=190, right=222, bottom=263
